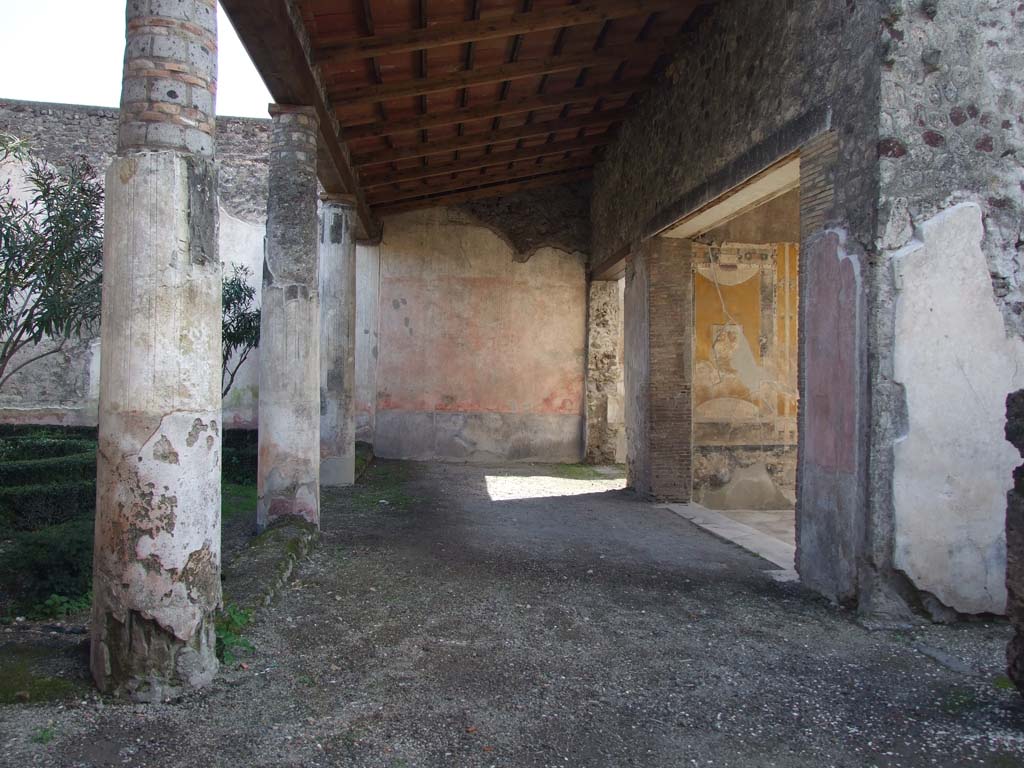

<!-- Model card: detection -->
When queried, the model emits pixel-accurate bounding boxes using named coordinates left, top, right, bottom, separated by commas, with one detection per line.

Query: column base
left=321, top=454, right=356, bottom=487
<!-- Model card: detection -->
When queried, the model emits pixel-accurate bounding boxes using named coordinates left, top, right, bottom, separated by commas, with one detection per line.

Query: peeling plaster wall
left=363, top=208, right=588, bottom=463
left=870, top=2, right=1024, bottom=617
left=892, top=203, right=1023, bottom=615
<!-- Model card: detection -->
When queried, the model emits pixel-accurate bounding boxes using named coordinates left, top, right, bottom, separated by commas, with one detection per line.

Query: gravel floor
left=1, top=460, right=1022, bottom=767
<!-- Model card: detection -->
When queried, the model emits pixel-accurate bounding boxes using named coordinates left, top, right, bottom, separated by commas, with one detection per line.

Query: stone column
left=623, top=237, right=693, bottom=501
left=91, top=0, right=221, bottom=701
left=585, top=280, right=625, bottom=464
left=257, top=105, right=321, bottom=530
left=319, top=198, right=358, bottom=486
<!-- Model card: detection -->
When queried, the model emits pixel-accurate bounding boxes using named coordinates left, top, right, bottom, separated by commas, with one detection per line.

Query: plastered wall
left=358, top=208, right=588, bottom=463
left=691, top=241, right=798, bottom=511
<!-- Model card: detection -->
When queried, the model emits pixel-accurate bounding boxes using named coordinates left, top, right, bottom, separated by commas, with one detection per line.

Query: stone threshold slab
left=660, top=502, right=798, bottom=582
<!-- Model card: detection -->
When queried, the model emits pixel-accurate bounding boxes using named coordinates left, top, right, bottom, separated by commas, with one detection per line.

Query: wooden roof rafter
left=375, top=169, right=595, bottom=215
left=316, top=0, right=683, bottom=64
left=223, top=0, right=712, bottom=219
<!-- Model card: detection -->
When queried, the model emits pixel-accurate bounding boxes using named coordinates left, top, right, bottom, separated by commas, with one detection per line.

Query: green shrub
left=0, top=517, right=93, bottom=605
left=223, top=430, right=258, bottom=484
left=0, top=451, right=94, bottom=486
left=0, top=424, right=97, bottom=441
left=29, top=592, right=91, bottom=619
left=0, top=437, right=95, bottom=462
left=0, top=480, right=95, bottom=531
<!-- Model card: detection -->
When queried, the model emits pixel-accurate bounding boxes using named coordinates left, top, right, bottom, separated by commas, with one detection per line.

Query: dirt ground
left=1, top=460, right=1023, bottom=767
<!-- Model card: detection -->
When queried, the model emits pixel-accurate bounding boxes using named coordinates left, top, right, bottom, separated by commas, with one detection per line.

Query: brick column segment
left=319, top=197, right=358, bottom=486
left=91, top=0, right=221, bottom=701
left=257, top=105, right=322, bottom=530
left=118, top=0, right=217, bottom=156
left=624, top=237, right=693, bottom=501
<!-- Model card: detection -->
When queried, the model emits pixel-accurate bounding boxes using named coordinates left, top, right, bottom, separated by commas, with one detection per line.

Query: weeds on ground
left=29, top=592, right=91, bottom=620
left=993, top=674, right=1017, bottom=691
left=215, top=603, right=254, bottom=665
left=941, top=686, right=980, bottom=714
left=30, top=726, right=55, bottom=745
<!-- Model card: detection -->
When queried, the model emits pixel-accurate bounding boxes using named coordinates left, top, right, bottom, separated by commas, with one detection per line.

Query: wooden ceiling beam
left=375, top=169, right=594, bottom=215
left=220, top=0, right=380, bottom=240
left=353, top=107, right=628, bottom=166
left=359, top=133, right=607, bottom=187
left=341, top=78, right=646, bottom=140
left=317, top=0, right=683, bottom=64
left=368, top=156, right=596, bottom=205
left=328, top=41, right=665, bottom=106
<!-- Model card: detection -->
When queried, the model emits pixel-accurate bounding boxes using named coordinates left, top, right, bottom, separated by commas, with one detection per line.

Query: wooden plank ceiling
left=221, top=0, right=708, bottom=239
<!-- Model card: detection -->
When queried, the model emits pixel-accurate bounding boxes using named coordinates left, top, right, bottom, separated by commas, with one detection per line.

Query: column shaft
left=91, top=0, right=221, bottom=701
left=585, top=280, right=625, bottom=464
left=257, top=105, right=321, bottom=530
left=319, top=201, right=357, bottom=486
left=624, top=238, right=693, bottom=501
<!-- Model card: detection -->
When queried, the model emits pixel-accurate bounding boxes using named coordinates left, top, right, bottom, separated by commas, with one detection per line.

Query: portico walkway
left=2, top=462, right=1021, bottom=767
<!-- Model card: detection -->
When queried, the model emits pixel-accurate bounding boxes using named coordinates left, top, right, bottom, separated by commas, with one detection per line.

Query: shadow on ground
left=1, top=459, right=1022, bottom=767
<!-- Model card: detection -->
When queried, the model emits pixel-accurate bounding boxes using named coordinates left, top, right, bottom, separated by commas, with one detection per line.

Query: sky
left=0, top=1, right=272, bottom=118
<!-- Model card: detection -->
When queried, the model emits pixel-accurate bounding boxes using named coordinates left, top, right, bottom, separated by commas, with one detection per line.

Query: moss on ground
left=348, top=463, right=417, bottom=515
left=0, top=645, right=85, bottom=704
left=222, top=482, right=257, bottom=523
left=547, top=464, right=607, bottom=480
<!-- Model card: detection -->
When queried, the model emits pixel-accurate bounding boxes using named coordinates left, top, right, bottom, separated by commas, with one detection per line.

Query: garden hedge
left=0, top=480, right=96, bottom=531
left=0, top=451, right=95, bottom=486
left=0, top=517, right=94, bottom=605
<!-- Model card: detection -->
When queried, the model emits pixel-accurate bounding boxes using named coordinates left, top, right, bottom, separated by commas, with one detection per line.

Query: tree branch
left=0, top=340, right=66, bottom=389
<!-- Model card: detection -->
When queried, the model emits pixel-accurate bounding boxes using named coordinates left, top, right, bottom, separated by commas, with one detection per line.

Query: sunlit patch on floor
left=484, top=473, right=626, bottom=501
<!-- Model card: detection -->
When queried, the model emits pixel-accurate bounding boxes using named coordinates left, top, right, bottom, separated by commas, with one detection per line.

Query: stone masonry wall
left=593, top=0, right=1024, bottom=617
left=0, top=98, right=270, bottom=223
left=877, top=2, right=1024, bottom=618
left=457, top=181, right=592, bottom=262
left=591, top=0, right=882, bottom=264
left=0, top=100, right=268, bottom=427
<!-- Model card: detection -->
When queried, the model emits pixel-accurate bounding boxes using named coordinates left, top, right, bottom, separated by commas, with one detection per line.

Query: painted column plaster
left=257, top=106, right=321, bottom=530
left=90, top=0, right=222, bottom=701
left=354, top=242, right=381, bottom=442
left=319, top=200, right=357, bottom=486
left=892, top=203, right=1022, bottom=615
left=797, top=230, right=866, bottom=605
